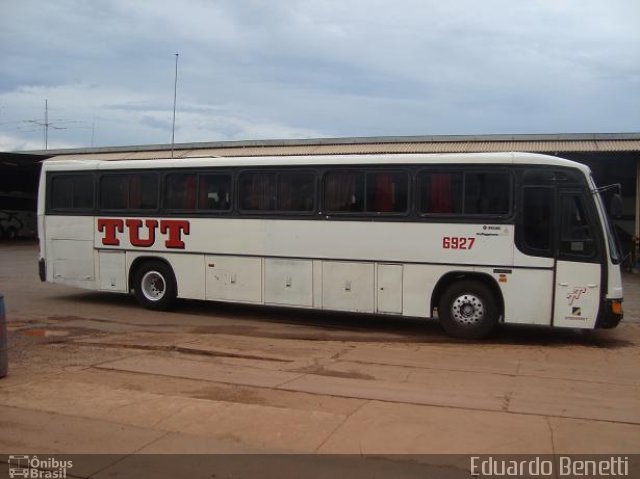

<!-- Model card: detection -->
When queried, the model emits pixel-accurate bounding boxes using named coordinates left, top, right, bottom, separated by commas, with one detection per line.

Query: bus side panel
left=553, top=261, right=600, bottom=329
left=497, top=268, right=553, bottom=325
left=322, top=261, right=375, bottom=313
left=98, top=250, right=127, bottom=292
left=204, top=255, right=261, bottom=303
left=403, top=264, right=452, bottom=318
left=376, top=263, right=403, bottom=314
left=264, top=258, right=313, bottom=307
left=167, top=219, right=516, bottom=267
left=45, top=216, right=96, bottom=289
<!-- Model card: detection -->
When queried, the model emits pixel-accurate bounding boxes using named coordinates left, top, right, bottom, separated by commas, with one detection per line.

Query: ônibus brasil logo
left=8, top=455, right=73, bottom=479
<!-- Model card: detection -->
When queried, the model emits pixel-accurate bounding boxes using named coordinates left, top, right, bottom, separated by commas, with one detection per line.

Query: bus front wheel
left=438, top=280, right=498, bottom=339
left=133, top=261, right=177, bottom=311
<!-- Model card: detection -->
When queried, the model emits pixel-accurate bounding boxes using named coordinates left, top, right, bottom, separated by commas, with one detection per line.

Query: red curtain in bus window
left=373, top=173, right=393, bottom=212
left=184, top=176, right=196, bottom=209
left=430, top=173, right=452, bottom=213
left=129, top=176, right=141, bottom=209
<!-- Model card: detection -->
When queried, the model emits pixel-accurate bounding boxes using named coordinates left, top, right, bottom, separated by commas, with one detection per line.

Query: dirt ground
left=0, top=242, right=639, bottom=466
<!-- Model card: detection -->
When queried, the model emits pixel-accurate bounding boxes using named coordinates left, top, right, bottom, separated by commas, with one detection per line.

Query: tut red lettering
left=97, top=218, right=124, bottom=246
left=160, top=220, right=190, bottom=249
left=126, top=219, right=158, bottom=247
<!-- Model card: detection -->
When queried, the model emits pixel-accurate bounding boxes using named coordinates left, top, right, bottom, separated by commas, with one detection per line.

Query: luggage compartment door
left=377, top=263, right=403, bottom=314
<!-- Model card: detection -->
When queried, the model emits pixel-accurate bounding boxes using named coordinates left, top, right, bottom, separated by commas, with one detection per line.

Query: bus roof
left=42, top=152, right=591, bottom=174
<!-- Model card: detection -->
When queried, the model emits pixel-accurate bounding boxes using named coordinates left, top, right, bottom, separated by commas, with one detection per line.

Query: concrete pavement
left=0, top=242, right=639, bottom=460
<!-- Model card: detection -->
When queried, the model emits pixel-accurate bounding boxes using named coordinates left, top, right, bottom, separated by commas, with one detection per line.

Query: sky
left=1, top=0, right=639, bottom=151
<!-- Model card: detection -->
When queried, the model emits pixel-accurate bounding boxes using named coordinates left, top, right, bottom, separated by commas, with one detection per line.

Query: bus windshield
left=593, top=188, right=622, bottom=264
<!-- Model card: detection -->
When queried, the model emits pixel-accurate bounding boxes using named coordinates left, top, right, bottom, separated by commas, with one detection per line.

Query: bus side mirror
left=610, top=193, right=623, bottom=218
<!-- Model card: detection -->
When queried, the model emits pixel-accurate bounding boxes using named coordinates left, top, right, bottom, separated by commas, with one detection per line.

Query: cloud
left=1, top=0, right=639, bottom=151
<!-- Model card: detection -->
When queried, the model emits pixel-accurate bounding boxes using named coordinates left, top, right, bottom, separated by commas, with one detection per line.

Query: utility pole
left=26, top=99, right=66, bottom=150
left=25, top=100, right=85, bottom=148
left=171, top=53, right=179, bottom=158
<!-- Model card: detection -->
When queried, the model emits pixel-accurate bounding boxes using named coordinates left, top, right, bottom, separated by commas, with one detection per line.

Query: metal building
left=3, top=132, right=640, bottom=264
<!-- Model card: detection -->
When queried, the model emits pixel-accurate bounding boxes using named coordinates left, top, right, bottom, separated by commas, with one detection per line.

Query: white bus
left=37, top=152, right=623, bottom=338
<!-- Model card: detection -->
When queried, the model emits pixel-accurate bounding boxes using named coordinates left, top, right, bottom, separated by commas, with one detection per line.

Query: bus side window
left=365, top=171, right=408, bottom=213
left=100, top=175, right=128, bottom=210
left=199, top=174, right=231, bottom=211
left=51, top=177, right=73, bottom=208
left=278, top=172, right=315, bottom=212
left=129, top=174, right=158, bottom=210
left=324, top=172, right=364, bottom=213
left=51, top=175, right=93, bottom=210
left=166, top=174, right=197, bottom=210
left=239, top=172, right=276, bottom=211
left=417, top=171, right=463, bottom=214
left=464, top=172, right=510, bottom=215
left=100, top=174, right=157, bottom=210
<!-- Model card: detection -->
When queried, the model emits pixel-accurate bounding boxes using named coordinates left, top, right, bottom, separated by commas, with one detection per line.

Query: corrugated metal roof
left=39, top=135, right=640, bottom=161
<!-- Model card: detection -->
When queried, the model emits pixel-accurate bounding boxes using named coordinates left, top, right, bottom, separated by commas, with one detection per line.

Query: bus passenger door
left=553, top=191, right=601, bottom=329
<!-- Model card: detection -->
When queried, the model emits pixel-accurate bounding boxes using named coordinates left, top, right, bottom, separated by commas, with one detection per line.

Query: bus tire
left=133, top=260, right=177, bottom=311
left=438, top=280, right=498, bottom=339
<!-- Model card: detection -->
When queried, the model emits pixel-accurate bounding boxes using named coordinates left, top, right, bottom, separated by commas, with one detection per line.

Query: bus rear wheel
left=438, top=280, right=498, bottom=339
left=133, top=261, right=177, bottom=311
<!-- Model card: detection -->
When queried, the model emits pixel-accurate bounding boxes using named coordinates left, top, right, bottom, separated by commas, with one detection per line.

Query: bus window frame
left=98, top=171, right=160, bottom=215
left=237, top=168, right=318, bottom=217
left=415, top=167, right=514, bottom=220
left=322, top=167, right=411, bottom=218
left=275, top=170, right=317, bottom=214
left=46, top=172, right=96, bottom=215
left=161, top=169, right=234, bottom=215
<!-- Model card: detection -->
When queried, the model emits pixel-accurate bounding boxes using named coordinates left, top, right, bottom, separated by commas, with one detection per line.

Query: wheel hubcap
left=451, top=294, right=484, bottom=325
left=141, top=271, right=166, bottom=301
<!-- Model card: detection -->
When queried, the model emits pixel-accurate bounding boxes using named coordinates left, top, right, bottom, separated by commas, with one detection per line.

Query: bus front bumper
left=596, top=299, right=623, bottom=329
